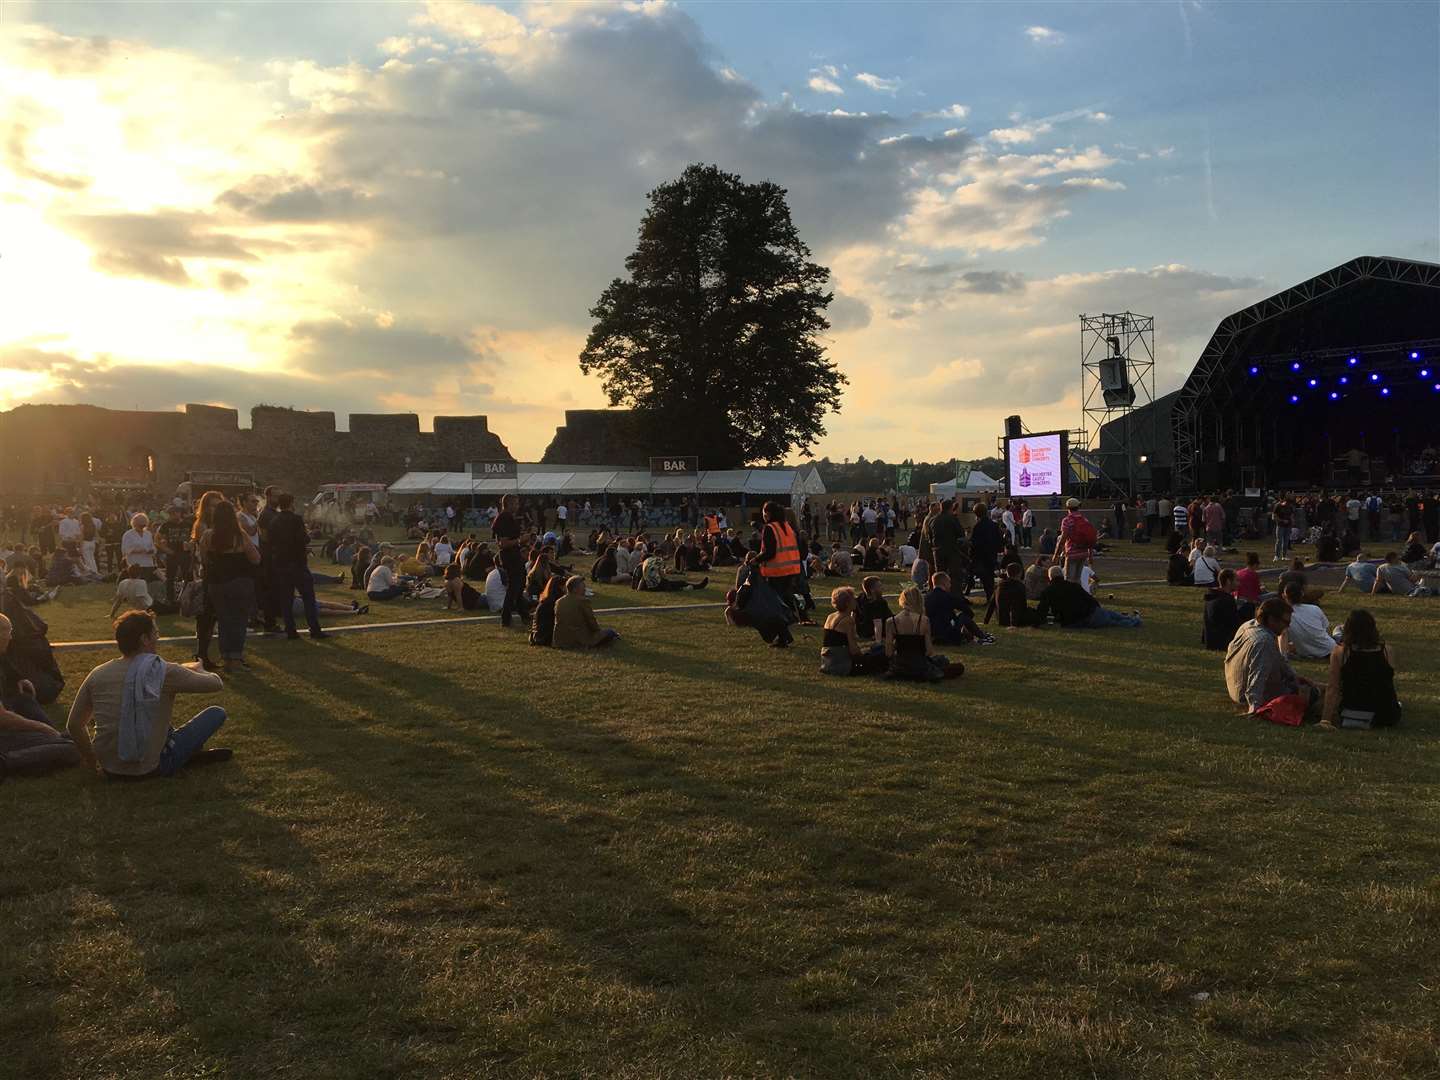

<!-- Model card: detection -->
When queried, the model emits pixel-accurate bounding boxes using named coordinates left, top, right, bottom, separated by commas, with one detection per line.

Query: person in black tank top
left=885, top=585, right=963, bottom=682
left=1322, top=609, right=1401, bottom=729
left=819, top=587, right=886, bottom=676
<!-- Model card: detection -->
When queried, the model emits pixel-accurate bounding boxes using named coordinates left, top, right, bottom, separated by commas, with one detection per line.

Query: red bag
left=1255, top=693, right=1307, bottom=727
left=1067, top=515, right=1098, bottom=551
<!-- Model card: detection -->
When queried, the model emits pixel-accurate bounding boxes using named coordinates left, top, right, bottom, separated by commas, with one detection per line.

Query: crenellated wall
left=0, top=402, right=513, bottom=500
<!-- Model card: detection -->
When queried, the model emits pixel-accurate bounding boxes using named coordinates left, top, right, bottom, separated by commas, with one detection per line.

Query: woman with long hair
left=198, top=496, right=260, bottom=672
left=819, top=587, right=886, bottom=676
left=190, top=490, right=226, bottom=670
left=885, top=585, right=963, bottom=682
left=1322, top=609, right=1401, bottom=729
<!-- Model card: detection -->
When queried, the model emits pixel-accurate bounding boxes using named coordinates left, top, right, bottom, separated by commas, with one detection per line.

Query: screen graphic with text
left=1006, top=433, right=1064, bottom=496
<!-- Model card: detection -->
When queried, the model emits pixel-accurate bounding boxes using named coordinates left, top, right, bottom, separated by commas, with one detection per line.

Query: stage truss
left=1171, top=255, right=1440, bottom=493
left=1080, top=311, right=1155, bottom=497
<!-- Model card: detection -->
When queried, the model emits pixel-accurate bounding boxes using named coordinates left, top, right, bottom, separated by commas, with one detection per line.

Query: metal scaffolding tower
left=1080, top=311, right=1156, bottom=497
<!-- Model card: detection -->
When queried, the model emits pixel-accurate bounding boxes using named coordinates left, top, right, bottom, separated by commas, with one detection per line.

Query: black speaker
left=1099, top=357, right=1135, bottom=406
left=1004, top=415, right=1022, bottom=439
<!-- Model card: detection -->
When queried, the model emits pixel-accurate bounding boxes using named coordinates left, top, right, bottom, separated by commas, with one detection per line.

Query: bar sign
left=650, top=456, right=699, bottom=476
left=470, top=460, right=518, bottom=478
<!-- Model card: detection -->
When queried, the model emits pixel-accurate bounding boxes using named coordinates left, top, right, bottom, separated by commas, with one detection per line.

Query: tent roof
left=387, top=464, right=826, bottom=497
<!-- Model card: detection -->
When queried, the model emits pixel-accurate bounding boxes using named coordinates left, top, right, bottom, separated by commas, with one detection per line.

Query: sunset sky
left=2, top=0, right=1436, bottom=463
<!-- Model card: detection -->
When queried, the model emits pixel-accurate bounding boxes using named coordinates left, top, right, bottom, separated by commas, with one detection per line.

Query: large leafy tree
left=579, top=163, right=847, bottom=467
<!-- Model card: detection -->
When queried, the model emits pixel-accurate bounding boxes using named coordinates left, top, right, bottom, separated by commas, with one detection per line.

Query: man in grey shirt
left=1224, top=598, right=1323, bottom=720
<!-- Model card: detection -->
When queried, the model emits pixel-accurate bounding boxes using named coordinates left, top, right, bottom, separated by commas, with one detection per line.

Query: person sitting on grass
left=1192, top=545, right=1222, bottom=588
left=1203, top=569, right=1249, bottom=650
left=443, top=561, right=484, bottom=611
left=1371, top=551, right=1418, bottom=597
left=1320, top=608, right=1401, bottom=730
left=635, top=554, right=708, bottom=593
left=854, top=575, right=893, bottom=643
left=529, top=576, right=565, bottom=647
left=1233, top=551, right=1264, bottom=604
left=1225, top=598, right=1323, bottom=722
left=1037, top=528, right=1057, bottom=557
left=0, top=612, right=54, bottom=729
left=1166, top=544, right=1194, bottom=587
left=986, top=563, right=1042, bottom=628
left=65, top=609, right=231, bottom=780
left=1401, top=532, right=1428, bottom=567
left=885, top=585, right=963, bottom=682
left=1035, top=565, right=1143, bottom=629
left=0, top=617, right=80, bottom=775
left=819, top=587, right=887, bottom=676
left=925, top=572, right=995, bottom=646
left=1278, top=587, right=1330, bottom=665
left=349, top=545, right=371, bottom=590
left=366, top=557, right=406, bottom=601
left=110, top=564, right=154, bottom=620
left=1339, top=552, right=1378, bottom=594
left=553, top=576, right=619, bottom=649
left=1023, top=556, right=1050, bottom=600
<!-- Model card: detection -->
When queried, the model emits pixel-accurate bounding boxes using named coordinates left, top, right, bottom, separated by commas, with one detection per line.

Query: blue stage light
left=1291, top=361, right=1302, bottom=371
left=1381, top=387, right=1391, bottom=396
left=1308, top=377, right=1318, bottom=387
left=1369, top=372, right=1380, bottom=382
left=1329, top=391, right=1340, bottom=400
left=1422, top=368, right=1431, bottom=378
left=1289, top=394, right=1300, bottom=404
left=1248, top=365, right=1259, bottom=375
left=1339, top=376, right=1349, bottom=385
left=1411, top=351, right=1420, bottom=360
left=1348, top=356, right=1358, bottom=366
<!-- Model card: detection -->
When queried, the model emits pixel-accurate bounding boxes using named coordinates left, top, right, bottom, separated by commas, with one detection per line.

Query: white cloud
left=808, top=73, right=844, bottom=95
left=988, top=122, right=1052, bottom=145
left=855, top=71, right=899, bottom=93
left=1061, top=177, right=1126, bottom=190
left=1025, top=25, right=1064, bottom=45
left=927, top=103, right=969, bottom=120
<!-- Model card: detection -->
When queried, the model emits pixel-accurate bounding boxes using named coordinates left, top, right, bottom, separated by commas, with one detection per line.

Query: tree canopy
left=579, top=164, right=846, bottom=467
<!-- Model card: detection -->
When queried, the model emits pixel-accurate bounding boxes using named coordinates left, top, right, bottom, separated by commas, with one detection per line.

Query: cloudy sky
left=2, top=1, right=1436, bottom=462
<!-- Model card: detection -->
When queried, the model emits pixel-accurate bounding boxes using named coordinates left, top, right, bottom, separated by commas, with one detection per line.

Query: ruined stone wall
left=0, top=402, right=513, bottom=500
left=540, top=409, right=649, bottom=466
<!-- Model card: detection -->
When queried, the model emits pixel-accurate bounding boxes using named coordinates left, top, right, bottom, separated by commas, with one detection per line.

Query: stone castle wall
left=0, top=402, right=512, bottom=500
left=540, top=409, right=649, bottom=466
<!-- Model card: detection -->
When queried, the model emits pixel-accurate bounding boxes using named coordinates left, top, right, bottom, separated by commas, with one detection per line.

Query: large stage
left=1098, top=256, right=1440, bottom=494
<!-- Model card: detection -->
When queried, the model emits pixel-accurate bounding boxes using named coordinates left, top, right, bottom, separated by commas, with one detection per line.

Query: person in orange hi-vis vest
left=759, top=501, right=810, bottom=623
left=705, top=513, right=721, bottom=536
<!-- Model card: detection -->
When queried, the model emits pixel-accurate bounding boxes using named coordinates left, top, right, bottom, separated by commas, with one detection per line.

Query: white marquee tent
left=927, top=470, right=1003, bottom=497
left=389, top=464, right=825, bottom=501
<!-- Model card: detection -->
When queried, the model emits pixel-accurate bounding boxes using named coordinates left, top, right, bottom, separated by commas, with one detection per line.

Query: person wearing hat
left=1059, top=498, right=1098, bottom=583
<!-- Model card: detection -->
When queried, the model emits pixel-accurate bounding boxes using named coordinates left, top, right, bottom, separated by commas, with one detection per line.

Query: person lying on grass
left=66, top=609, right=232, bottom=781
left=1034, top=565, right=1142, bottom=629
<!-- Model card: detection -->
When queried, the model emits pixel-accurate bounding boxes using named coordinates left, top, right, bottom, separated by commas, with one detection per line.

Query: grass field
left=3, top=554, right=1438, bottom=1078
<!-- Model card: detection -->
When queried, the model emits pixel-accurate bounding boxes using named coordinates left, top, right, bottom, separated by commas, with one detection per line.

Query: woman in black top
left=191, top=490, right=227, bottom=671
left=492, top=495, right=527, bottom=627
left=819, top=587, right=886, bottom=676
left=199, top=499, right=260, bottom=672
left=854, top=576, right=893, bottom=641
left=1322, top=609, right=1401, bottom=728
left=885, top=586, right=961, bottom=682
left=529, top=576, right=564, bottom=647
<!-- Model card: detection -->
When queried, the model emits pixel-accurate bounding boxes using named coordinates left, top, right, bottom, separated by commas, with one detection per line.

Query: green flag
left=896, top=465, right=912, bottom=493
left=953, top=461, right=972, bottom=488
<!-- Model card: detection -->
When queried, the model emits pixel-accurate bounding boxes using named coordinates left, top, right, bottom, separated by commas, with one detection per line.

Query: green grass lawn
left=3, top=574, right=1437, bottom=1078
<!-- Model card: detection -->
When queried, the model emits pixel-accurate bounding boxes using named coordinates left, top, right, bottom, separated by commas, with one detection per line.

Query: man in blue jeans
left=1034, top=565, right=1142, bottom=628
left=66, top=610, right=232, bottom=780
